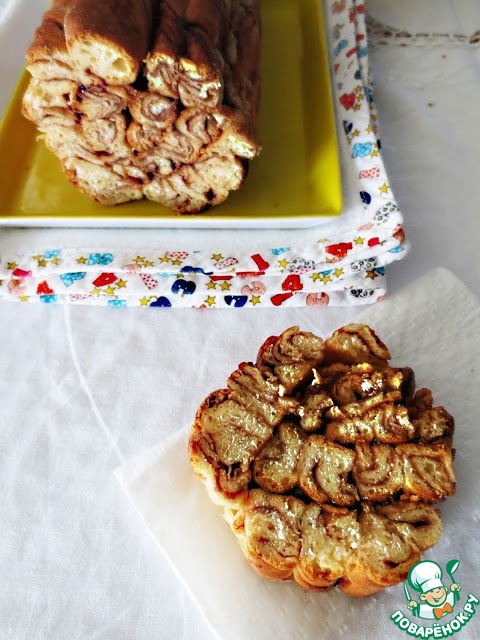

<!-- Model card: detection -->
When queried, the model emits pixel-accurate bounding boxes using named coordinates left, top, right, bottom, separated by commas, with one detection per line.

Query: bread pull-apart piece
left=353, top=441, right=455, bottom=503
left=189, top=362, right=298, bottom=507
left=328, top=366, right=408, bottom=409
left=146, top=0, right=233, bottom=109
left=192, top=384, right=273, bottom=464
left=396, top=441, right=456, bottom=501
left=26, top=0, right=75, bottom=80
left=22, top=78, right=77, bottom=127
left=147, top=0, right=260, bottom=113
left=298, top=388, right=335, bottom=433
left=80, top=113, right=131, bottom=161
left=143, top=160, right=242, bottom=213
left=254, top=434, right=455, bottom=505
left=326, top=403, right=416, bottom=445
left=295, top=504, right=360, bottom=591
left=27, top=0, right=153, bottom=85
left=298, top=436, right=359, bottom=506
left=189, top=324, right=456, bottom=596
left=71, top=84, right=133, bottom=120
left=63, top=0, right=154, bottom=85
left=257, top=326, right=325, bottom=395
left=353, top=443, right=403, bottom=502
left=253, top=422, right=307, bottom=494
left=230, top=489, right=304, bottom=582
left=227, top=362, right=298, bottom=428
left=340, top=502, right=442, bottom=597
left=62, top=156, right=143, bottom=205
left=189, top=389, right=255, bottom=508
left=160, top=107, right=223, bottom=161
left=323, top=324, right=391, bottom=367
left=127, top=92, right=179, bottom=149
left=407, top=388, right=455, bottom=442
left=231, top=496, right=442, bottom=596
left=298, top=362, right=415, bottom=436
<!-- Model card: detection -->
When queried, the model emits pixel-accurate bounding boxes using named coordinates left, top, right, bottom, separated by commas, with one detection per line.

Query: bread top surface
left=62, top=0, right=154, bottom=84
left=26, top=5, right=71, bottom=65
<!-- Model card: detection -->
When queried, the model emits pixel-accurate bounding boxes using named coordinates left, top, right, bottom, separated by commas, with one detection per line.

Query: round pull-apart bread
left=188, top=324, right=455, bottom=597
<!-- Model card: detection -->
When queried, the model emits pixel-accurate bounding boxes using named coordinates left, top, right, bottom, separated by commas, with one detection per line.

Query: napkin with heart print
left=0, top=0, right=408, bottom=308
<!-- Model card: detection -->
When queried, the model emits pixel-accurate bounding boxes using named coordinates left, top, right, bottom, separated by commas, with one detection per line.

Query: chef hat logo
left=408, top=561, right=444, bottom=594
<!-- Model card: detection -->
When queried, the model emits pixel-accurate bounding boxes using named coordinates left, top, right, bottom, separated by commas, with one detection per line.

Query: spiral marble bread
left=188, top=324, right=456, bottom=597
left=22, top=0, right=260, bottom=213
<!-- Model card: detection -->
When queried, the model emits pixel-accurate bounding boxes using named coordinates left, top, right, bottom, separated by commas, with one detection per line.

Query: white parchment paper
left=115, top=267, right=480, bottom=640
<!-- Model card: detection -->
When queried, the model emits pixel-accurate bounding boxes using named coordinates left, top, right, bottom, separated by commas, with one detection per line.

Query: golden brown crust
left=184, top=0, right=230, bottom=47
left=189, top=325, right=455, bottom=597
left=145, top=1, right=187, bottom=98
left=323, top=324, right=391, bottom=367
left=26, top=1, right=75, bottom=79
left=63, top=0, right=154, bottom=84
left=147, top=0, right=228, bottom=108
left=178, top=27, right=224, bottom=109
left=27, top=1, right=71, bottom=62
left=223, top=0, right=261, bottom=116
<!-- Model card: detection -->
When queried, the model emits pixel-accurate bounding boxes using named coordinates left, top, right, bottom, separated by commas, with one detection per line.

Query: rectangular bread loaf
left=22, top=0, right=261, bottom=212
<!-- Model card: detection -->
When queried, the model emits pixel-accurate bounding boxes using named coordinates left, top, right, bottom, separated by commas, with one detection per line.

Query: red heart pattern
left=340, top=92, right=355, bottom=110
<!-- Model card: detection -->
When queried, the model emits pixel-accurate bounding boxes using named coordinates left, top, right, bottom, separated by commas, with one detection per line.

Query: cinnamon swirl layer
left=252, top=430, right=454, bottom=504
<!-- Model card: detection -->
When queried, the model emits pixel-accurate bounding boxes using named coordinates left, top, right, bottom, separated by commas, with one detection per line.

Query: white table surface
left=1, top=1, right=479, bottom=638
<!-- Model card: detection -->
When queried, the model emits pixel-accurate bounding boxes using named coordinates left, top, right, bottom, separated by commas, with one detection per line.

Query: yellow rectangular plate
left=0, top=0, right=341, bottom=229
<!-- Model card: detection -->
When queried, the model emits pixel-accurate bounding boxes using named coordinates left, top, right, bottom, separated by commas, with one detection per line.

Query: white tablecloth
left=1, top=1, right=480, bottom=638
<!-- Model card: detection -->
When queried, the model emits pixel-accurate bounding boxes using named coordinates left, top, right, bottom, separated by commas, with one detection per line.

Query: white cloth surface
left=367, top=0, right=480, bottom=34
left=115, top=268, right=480, bottom=640
left=1, top=0, right=480, bottom=639
left=367, top=0, right=480, bottom=298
